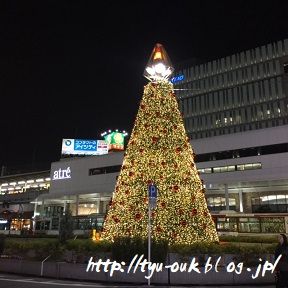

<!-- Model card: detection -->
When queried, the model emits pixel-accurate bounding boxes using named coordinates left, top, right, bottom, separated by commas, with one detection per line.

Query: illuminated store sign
left=103, top=132, right=125, bottom=151
left=52, top=167, right=71, bottom=181
left=61, top=139, right=108, bottom=156
left=170, top=74, right=185, bottom=84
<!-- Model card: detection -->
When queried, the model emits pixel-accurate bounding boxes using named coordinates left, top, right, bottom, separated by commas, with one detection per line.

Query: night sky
left=0, top=0, right=287, bottom=170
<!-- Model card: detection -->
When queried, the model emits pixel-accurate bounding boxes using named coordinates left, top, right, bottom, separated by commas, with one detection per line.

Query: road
left=0, top=273, right=275, bottom=288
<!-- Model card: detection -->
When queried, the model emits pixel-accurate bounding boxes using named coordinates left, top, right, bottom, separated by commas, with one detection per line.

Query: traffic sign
left=148, top=184, right=157, bottom=198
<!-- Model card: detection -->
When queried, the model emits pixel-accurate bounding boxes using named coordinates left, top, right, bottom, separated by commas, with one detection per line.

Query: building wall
left=175, top=39, right=288, bottom=139
left=49, top=152, right=124, bottom=197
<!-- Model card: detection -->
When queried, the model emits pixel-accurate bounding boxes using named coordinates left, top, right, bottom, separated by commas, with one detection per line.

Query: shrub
left=65, top=239, right=112, bottom=253
left=170, top=242, right=222, bottom=255
left=219, top=235, right=278, bottom=243
left=111, top=237, right=168, bottom=263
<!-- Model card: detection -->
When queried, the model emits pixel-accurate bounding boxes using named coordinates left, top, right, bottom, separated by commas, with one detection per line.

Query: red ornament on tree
left=172, top=232, right=178, bottom=239
left=173, top=185, right=179, bottom=191
left=191, top=208, right=197, bottom=216
left=156, top=226, right=162, bottom=232
left=152, top=136, right=159, bottom=143
left=135, top=213, right=142, bottom=221
left=112, top=215, right=120, bottom=223
left=180, top=220, right=187, bottom=226
left=176, top=147, right=182, bottom=153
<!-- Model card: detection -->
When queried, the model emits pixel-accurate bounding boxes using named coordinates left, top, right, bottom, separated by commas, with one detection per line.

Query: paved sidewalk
left=0, top=273, right=277, bottom=287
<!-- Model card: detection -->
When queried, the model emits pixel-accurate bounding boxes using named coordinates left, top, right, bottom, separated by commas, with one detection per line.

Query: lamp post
left=147, top=183, right=157, bottom=286
left=144, top=44, right=173, bottom=285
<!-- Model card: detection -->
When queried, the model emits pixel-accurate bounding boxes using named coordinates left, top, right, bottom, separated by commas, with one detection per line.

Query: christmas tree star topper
left=144, top=43, right=174, bottom=82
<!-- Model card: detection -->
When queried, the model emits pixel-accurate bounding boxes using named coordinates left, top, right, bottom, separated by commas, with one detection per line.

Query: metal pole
left=239, top=189, right=243, bottom=212
left=148, top=202, right=151, bottom=286
left=224, top=184, right=229, bottom=210
left=33, top=201, right=37, bottom=234
left=40, top=255, right=51, bottom=276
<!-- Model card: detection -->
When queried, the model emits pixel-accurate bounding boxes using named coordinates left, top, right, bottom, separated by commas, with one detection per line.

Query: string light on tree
left=101, top=43, right=219, bottom=245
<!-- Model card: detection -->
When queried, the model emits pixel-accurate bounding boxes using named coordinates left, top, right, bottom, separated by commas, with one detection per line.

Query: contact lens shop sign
left=61, top=139, right=108, bottom=156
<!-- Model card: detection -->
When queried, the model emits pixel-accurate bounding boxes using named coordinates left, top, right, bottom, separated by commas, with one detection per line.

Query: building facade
left=172, top=39, right=288, bottom=233
left=0, top=170, right=50, bottom=233
left=174, top=39, right=288, bottom=139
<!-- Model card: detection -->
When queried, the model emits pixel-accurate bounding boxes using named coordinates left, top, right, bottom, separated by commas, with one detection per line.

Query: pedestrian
left=275, top=233, right=288, bottom=288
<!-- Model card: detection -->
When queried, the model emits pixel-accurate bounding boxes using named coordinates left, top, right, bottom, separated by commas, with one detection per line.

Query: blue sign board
left=61, top=139, right=108, bottom=155
left=170, top=74, right=185, bottom=84
left=148, top=184, right=157, bottom=198
left=74, top=139, right=97, bottom=151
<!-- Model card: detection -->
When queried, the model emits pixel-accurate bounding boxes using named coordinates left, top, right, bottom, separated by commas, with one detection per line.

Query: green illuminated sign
left=104, top=132, right=125, bottom=151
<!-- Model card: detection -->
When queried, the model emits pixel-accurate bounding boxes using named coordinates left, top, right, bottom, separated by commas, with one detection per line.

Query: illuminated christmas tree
left=102, top=44, right=219, bottom=245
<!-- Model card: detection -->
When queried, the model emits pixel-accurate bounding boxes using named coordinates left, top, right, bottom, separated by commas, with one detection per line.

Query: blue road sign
left=148, top=184, right=157, bottom=198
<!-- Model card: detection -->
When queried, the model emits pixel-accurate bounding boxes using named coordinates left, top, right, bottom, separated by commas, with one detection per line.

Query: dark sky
left=0, top=0, right=288, bottom=169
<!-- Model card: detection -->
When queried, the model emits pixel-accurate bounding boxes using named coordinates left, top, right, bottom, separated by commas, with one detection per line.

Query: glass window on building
left=238, top=217, right=260, bottom=233
left=198, top=168, right=212, bottom=174
left=252, top=195, right=288, bottom=213
left=260, top=217, right=286, bottom=233
left=216, top=217, right=238, bottom=232
left=74, top=215, right=105, bottom=232
left=44, top=206, right=64, bottom=217
left=207, top=197, right=236, bottom=212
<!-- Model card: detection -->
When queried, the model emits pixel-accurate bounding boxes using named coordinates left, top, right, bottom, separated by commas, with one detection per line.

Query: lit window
left=213, top=167, right=221, bottom=173
left=227, top=165, right=235, bottom=172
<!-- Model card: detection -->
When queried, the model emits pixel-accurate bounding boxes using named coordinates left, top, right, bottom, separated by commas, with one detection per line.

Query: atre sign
left=52, top=167, right=71, bottom=181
